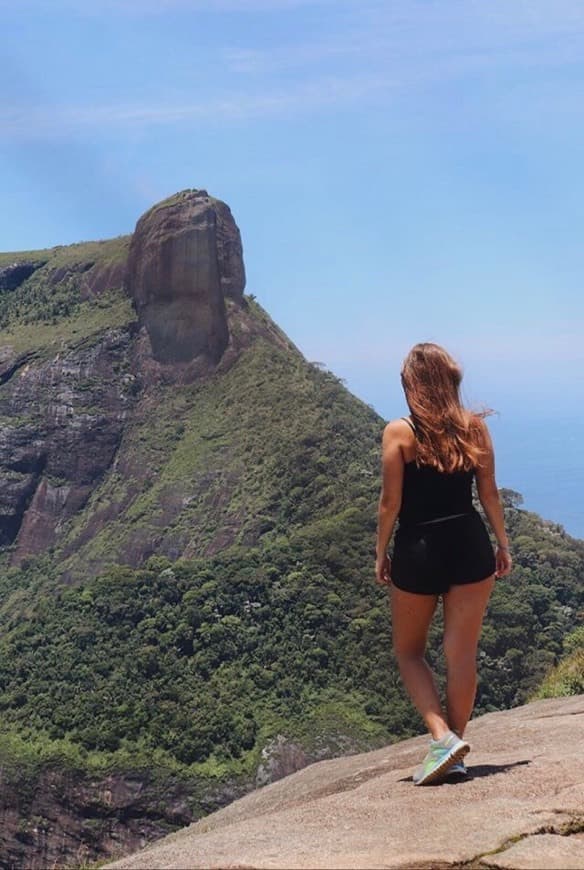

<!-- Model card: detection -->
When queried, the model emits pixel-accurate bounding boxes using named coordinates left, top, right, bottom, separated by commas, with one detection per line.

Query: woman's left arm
left=375, top=422, right=405, bottom=585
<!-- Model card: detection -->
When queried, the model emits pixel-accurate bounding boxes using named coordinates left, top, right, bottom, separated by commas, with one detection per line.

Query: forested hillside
left=0, top=351, right=581, bottom=867
left=0, top=192, right=581, bottom=868
left=1, top=473, right=582, bottom=771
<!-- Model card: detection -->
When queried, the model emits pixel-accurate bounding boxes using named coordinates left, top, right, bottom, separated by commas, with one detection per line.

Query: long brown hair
left=400, top=343, right=490, bottom=472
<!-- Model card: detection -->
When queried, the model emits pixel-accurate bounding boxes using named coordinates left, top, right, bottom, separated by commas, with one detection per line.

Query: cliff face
left=0, top=328, right=136, bottom=561
left=0, top=765, right=222, bottom=870
left=125, top=189, right=245, bottom=366
left=0, top=190, right=257, bottom=570
left=0, top=732, right=348, bottom=869
left=0, top=260, right=46, bottom=292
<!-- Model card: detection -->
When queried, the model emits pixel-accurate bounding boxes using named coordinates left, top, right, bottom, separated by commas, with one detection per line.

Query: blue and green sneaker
left=447, top=760, right=469, bottom=778
left=413, top=731, right=470, bottom=786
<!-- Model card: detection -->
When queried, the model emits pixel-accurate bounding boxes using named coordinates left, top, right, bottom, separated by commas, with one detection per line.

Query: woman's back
left=387, top=413, right=495, bottom=594
left=400, top=462, right=474, bottom=526
left=397, top=416, right=475, bottom=526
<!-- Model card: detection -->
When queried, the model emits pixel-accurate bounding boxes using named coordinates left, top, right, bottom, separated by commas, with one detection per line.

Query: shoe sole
left=414, top=741, right=470, bottom=786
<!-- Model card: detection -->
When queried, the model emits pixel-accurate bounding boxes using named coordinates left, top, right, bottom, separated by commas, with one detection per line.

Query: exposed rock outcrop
left=82, top=258, right=127, bottom=298
left=0, top=329, right=137, bottom=562
left=255, top=734, right=309, bottom=789
left=125, top=189, right=245, bottom=366
left=0, top=260, right=46, bottom=292
left=0, top=767, right=195, bottom=870
left=107, top=696, right=584, bottom=870
left=0, top=732, right=326, bottom=869
left=0, top=190, right=298, bottom=571
left=0, top=190, right=251, bottom=564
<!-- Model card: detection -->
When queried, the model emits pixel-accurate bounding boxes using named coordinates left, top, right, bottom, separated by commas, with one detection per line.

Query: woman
left=375, top=343, right=512, bottom=785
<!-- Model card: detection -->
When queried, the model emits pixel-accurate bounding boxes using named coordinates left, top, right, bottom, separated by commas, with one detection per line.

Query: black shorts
left=391, top=510, right=496, bottom=595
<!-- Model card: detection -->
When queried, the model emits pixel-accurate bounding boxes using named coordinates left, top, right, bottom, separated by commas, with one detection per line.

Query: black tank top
left=398, top=418, right=474, bottom=527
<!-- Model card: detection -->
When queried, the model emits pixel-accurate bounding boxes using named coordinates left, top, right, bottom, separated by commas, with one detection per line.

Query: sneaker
left=446, top=760, right=469, bottom=778
left=412, top=731, right=470, bottom=786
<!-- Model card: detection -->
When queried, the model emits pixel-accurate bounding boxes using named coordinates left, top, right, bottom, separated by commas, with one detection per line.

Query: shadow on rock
left=467, top=759, right=531, bottom=779
left=397, top=759, right=530, bottom=784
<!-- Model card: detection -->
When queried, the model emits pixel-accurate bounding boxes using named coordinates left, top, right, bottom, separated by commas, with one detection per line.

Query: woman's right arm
left=475, top=420, right=513, bottom=578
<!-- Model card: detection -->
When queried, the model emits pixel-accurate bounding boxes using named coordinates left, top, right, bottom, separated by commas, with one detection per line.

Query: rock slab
left=107, top=695, right=584, bottom=870
left=125, top=189, right=245, bottom=365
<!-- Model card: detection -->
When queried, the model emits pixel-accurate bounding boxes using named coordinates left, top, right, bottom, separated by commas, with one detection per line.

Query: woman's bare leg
left=442, top=575, right=496, bottom=738
left=390, top=584, right=450, bottom=740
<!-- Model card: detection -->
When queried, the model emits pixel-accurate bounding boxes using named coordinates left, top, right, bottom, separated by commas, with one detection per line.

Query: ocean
left=366, top=386, right=584, bottom=542
left=335, top=371, right=583, bottom=542
left=487, top=411, right=583, bottom=541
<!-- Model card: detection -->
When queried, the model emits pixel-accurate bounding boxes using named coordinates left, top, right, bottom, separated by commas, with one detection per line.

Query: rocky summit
left=107, top=695, right=584, bottom=870
left=126, top=189, right=245, bottom=365
left=0, top=190, right=264, bottom=571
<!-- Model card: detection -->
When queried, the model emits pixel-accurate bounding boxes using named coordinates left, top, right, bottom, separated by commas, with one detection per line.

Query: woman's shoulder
left=383, top=417, right=416, bottom=439
left=382, top=418, right=417, bottom=463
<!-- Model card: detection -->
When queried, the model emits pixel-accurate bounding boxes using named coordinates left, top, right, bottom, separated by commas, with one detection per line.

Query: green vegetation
left=56, top=332, right=383, bottom=580
left=0, top=236, right=132, bottom=353
left=0, top=487, right=582, bottom=780
left=0, top=541, right=399, bottom=768
left=142, top=189, right=219, bottom=219
left=0, top=289, right=135, bottom=357
left=0, top=234, right=582, bottom=849
left=532, top=626, right=584, bottom=699
left=0, top=237, right=129, bottom=271
left=472, top=491, right=584, bottom=709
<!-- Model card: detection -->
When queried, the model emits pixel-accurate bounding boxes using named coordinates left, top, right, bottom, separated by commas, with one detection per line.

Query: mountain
left=0, top=191, right=582, bottom=869
left=0, top=189, right=295, bottom=576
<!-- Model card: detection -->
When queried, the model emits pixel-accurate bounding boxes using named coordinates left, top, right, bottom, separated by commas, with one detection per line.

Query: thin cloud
left=0, top=74, right=395, bottom=142
left=5, top=0, right=584, bottom=27
left=223, top=2, right=584, bottom=78
left=224, top=38, right=366, bottom=75
left=4, top=0, right=584, bottom=142
left=3, top=0, right=584, bottom=31
left=0, top=0, right=358, bottom=11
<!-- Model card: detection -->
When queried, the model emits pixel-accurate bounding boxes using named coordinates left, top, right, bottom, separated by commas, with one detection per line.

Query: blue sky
left=2, top=0, right=584, bottom=533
